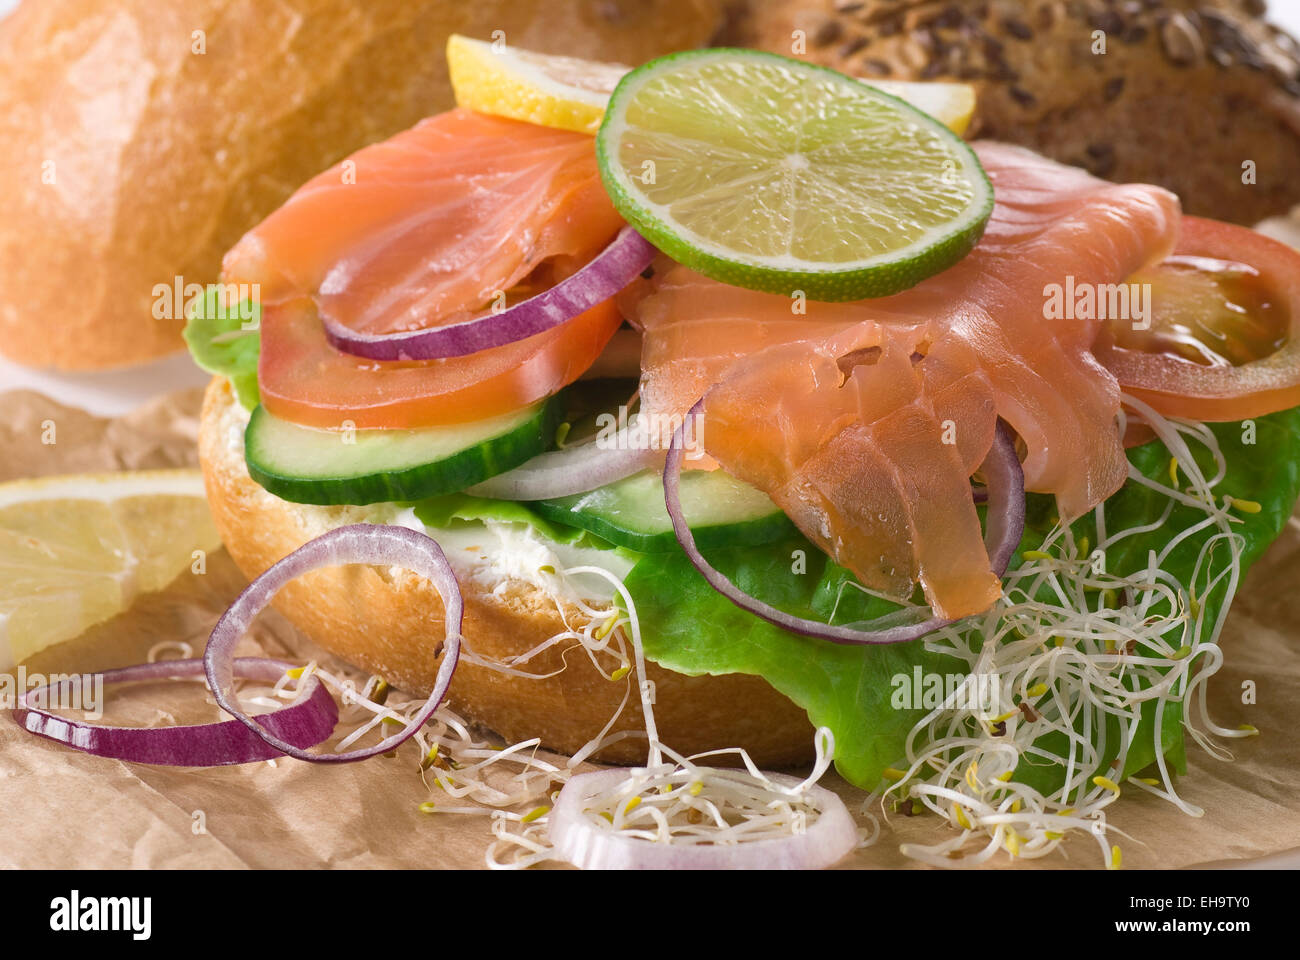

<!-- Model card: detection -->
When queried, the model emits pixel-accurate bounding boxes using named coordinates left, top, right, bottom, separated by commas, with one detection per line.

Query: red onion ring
left=322, top=226, right=657, bottom=361
left=664, top=399, right=1024, bottom=645
left=550, top=769, right=858, bottom=870
left=14, top=658, right=337, bottom=766
left=467, top=424, right=661, bottom=500
left=204, top=524, right=462, bottom=762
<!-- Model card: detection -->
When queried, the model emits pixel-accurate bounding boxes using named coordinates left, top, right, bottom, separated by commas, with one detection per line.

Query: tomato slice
left=259, top=297, right=622, bottom=429
left=1093, top=216, right=1300, bottom=421
left=230, top=108, right=632, bottom=429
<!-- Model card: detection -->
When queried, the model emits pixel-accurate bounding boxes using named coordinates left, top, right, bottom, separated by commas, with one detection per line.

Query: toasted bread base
left=198, top=378, right=814, bottom=765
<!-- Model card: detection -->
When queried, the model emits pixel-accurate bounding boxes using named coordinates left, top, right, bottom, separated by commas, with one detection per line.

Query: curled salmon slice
left=224, top=108, right=625, bottom=334
left=637, top=143, right=1180, bottom=618
left=221, top=109, right=626, bottom=428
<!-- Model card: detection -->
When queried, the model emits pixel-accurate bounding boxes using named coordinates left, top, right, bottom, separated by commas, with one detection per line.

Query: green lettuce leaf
left=625, top=410, right=1300, bottom=788
left=411, top=493, right=639, bottom=561
left=182, top=287, right=260, bottom=409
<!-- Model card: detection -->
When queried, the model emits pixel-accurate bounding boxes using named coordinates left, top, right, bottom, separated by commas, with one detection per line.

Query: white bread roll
left=0, top=0, right=722, bottom=370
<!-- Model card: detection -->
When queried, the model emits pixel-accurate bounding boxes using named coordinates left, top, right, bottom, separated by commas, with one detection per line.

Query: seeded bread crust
left=721, top=0, right=1300, bottom=224
left=198, top=377, right=815, bottom=766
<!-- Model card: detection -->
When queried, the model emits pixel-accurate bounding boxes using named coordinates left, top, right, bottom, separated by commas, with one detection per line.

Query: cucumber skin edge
left=244, top=398, right=563, bottom=506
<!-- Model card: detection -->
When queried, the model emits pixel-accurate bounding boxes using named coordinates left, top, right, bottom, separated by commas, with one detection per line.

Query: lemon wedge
left=447, top=33, right=630, bottom=135
left=448, top=34, right=978, bottom=139
left=0, top=470, right=221, bottom=668
left=863, top=80, right=977, bottom=136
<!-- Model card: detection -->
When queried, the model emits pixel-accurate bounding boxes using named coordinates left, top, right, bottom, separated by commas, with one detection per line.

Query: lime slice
left=596, top=48, right=994, bottom=301
left=0, top=470, right=222, bottom=668
left=447, top=34, right=629, bottom=136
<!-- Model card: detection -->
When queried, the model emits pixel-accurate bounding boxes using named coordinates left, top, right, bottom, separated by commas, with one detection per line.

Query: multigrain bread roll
left=721, top=0, right=1300, bottom=224
left=198, top=377, right=816, bottom=766
left=1256, top=204, right=1300, bottom=247
left=0, top=0, right=722, bottom=371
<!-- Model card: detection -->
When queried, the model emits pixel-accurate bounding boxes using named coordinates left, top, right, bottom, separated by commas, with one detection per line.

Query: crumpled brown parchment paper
left=2, top=388, right=1298, bottom=869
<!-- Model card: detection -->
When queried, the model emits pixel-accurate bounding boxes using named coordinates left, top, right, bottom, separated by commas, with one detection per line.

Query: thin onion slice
left=14, top=658, right=337, bottom=766
left=664, top=399, right=1024, bottom=645
left=550, top=769, right=857, bottom=870
left=204, top=524, right=462, bottom=762
left=468, top=423, right=661, bottom=500
left=322, top=226, right=657, bottom=361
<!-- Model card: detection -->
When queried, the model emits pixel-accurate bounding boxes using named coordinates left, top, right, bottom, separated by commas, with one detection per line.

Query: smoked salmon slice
left=223, top=108, right=626, bottom=428
left=636, top=144, right=1181, bottom=619
left=225, top=108, right=625, bottom=333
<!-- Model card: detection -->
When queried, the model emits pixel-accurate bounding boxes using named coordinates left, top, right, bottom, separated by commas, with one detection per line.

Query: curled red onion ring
left=14, top=658, right=337, bottom=766
left=550, top=769, right=858, bottom=870
left=204, top=524, right=462, bottom=762
left=664, top=399, right=1024, bottom=645
left=322, top=226, right=657, bottom=361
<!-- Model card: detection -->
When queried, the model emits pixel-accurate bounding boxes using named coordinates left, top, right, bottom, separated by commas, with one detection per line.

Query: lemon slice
left=447, top=33, right=630, bottom=135
left=596, top=48, right=993, bottom=301
left=864, top=80, right=976, bottom=136
left=0, top=470, right=221, bottom=668
left=448, top=35, right=978, bottom=140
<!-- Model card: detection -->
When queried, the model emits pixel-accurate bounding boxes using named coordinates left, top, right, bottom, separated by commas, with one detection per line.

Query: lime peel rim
left=596, top=47, right=994, bottom=301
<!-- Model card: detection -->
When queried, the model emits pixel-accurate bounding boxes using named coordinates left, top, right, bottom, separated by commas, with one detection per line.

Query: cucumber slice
left=531, top=468, right=795, bottom=553
left=245, top=398, right=562, bottom=505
